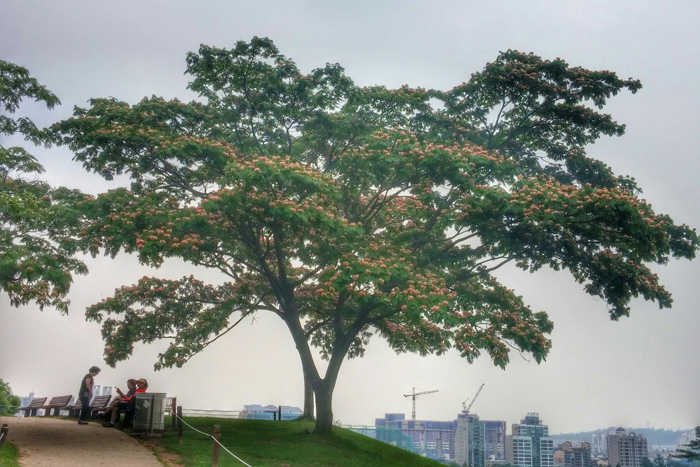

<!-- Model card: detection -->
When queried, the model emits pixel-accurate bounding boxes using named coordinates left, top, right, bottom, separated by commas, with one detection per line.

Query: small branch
left=304, top=318, right=334, bottom=339
left=504, top=340, right=531, bottom=363
left=182, top=311, right=251, bottom=364
left=290, top=261, right=329, bottom=288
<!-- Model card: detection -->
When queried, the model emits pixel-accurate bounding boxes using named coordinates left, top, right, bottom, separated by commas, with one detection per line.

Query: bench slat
left=41, top=395, right=73, bottom=407
left=89, top=395, right=112, bottom=409
left=18, top=397, right=48, bottom=416
left=18, top=397, right=47, bottom=409
left=40, top=395, right=74, bottom=416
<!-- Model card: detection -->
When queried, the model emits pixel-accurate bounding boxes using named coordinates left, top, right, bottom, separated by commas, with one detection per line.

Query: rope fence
left=175, top=409, right=253, bottom=467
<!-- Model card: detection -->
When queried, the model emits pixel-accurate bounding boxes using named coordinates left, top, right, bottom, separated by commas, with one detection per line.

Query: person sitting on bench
left=103, top=378, right=147, bottom=427
left=99, top=379, right=136, bottom=421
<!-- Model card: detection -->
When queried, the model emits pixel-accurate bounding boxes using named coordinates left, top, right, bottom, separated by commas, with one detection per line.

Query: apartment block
left=607, top=428, right=648, bottom=467
left=455, top=413, right=485, bottom=467
left=510, top=413, right=554, bottom=467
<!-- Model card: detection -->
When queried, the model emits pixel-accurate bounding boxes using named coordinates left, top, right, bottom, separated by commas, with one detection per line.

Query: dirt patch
left=0, top=416, right=163, bottom=467
left=138, top=437, right=183, bottom=466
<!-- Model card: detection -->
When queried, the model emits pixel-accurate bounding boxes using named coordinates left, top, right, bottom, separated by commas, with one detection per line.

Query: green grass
left=0, top=442, right=19, bottom=467
left=159, top=416, right=444, bottom=467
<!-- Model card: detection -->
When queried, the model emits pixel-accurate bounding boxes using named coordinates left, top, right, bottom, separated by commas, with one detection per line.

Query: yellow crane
left=403, top=387, right=438, bottom=421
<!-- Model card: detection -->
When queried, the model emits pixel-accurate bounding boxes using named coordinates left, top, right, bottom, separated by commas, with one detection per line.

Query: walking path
left=0, top=416, right=164, bottom=466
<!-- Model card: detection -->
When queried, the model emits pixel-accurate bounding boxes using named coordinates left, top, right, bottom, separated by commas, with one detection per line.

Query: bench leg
left=122, top=412, right=133, bottom=428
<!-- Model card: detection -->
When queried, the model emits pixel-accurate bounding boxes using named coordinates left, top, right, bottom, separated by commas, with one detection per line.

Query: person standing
left=78, top=366, right=100, bottom=425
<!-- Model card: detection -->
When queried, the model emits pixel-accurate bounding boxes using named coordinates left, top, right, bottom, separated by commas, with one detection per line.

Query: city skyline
left=366, top=410, right=690, bottom=464
left=1, top=1, right=699, bottom=433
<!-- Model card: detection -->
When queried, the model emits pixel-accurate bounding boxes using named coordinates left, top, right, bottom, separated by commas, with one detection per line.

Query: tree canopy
left=50, top=38, right=697, bottom=434
left=0, top=60, right=87, bottom=312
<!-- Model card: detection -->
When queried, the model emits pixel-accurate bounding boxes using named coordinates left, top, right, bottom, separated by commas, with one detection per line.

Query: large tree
left=53, top=38, right=697, bottom=434
left=0, top=60, right=87, bottom=312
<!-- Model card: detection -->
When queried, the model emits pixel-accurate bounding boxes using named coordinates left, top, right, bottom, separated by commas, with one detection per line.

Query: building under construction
left=375, top=413, right=457, bottom=462
left=371, top=412, right=506, bottom=465
left=353, top=385, right=503, bottom=464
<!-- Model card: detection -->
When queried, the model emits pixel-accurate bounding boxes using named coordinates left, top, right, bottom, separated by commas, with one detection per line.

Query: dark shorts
left=117, top=401, right=130, bottom=411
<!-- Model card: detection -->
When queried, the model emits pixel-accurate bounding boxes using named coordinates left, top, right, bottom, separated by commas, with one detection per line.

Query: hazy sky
left=1, top=1, right=699, bottom=434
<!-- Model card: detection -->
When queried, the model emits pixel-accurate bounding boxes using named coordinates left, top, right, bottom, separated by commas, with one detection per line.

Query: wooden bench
left=18, top=397, right=47, bottom=416
left=39, top=395, right=73, bottom=416
left=64, top=394, right=113, bottom=418
left=89, top=395, right=113, bottom=418
left=63, top=399, right=82, bottom=418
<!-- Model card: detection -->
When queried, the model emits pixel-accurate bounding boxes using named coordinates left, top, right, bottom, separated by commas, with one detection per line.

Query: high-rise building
left=454, top=413, right=485, bottom=467
left=554, top=449, right=566, bottom=467
left=510, top=413, right=554, bottom=467
left=677, top=429, right=698, bottom=450
left=511, top=435, right=535, bottom=467
left=16, top=392, right=34, bottom=417
left=563, top=442, right=592, bottom=467
left=90, top=385, right=113, bottom=397
left=592, top=434, right=608, bottom=457
left=375, top=413, right=456, bottom=462
left=607, top=428, right=648, bottom=467
left=484, top=420, right=507, bottom=462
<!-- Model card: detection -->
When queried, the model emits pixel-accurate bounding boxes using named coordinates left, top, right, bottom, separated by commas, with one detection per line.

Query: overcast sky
left=1, top=1, right=699, bottom=434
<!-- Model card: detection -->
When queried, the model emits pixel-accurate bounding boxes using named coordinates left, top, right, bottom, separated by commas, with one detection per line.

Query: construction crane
left=462, top=383, right=485, bottom=414
left=403, top=387, right=438, bottom=421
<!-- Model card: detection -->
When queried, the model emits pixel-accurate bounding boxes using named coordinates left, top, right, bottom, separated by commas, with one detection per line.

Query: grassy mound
left=0, top=441, right=19, bottom=467
left=159, top=416, right=443, bottom=466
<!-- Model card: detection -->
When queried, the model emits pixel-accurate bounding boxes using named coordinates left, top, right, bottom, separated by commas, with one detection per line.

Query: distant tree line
left=0, top=379, right=21, bottom=416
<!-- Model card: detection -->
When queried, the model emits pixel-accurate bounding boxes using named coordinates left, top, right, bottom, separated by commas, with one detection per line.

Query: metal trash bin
left=133, top=393, right=167, bottom=433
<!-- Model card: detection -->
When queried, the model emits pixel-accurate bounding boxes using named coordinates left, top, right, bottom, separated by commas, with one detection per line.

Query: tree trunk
left=281, top=307, right=364, bottom=435
left=310, top=338, right=351, bottom=434
left=286, top=323, right=345, bottom=434
left=281, top=312, right=324, bottom=424
left=313, top=380, right=334, bottom=434
left=302, top=367, right=314, bottom=419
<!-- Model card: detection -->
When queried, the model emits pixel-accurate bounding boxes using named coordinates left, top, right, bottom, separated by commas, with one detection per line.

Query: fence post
left=177, top=406, right=183, bottom=444
left=212, top=425, right=220, bottom=467
left=0, top=424, right=9, bottom=448
left=171, top=397, right=177, bottom=431
left=278, top=405, right=282, bottom=421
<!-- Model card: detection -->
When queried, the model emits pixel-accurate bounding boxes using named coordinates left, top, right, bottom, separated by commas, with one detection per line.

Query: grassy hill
left=158, top=417, right=444, bottom=466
